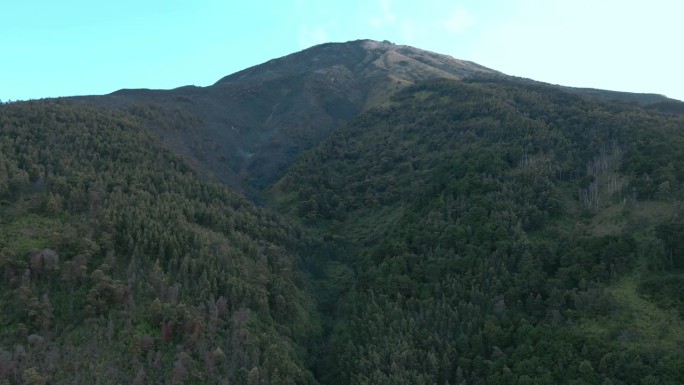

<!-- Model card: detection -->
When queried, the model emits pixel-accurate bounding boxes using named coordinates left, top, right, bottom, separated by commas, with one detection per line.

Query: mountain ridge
left=68, top=40, right=500, bottom=197
left=68, top=39, right=682, bottom=200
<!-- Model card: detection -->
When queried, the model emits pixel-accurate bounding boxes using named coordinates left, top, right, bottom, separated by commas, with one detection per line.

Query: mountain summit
left=215, top=39, right=497, bottom=108
left=219, top=39, right=496, bottom=84
left=74, top=40, right=498, bottom=196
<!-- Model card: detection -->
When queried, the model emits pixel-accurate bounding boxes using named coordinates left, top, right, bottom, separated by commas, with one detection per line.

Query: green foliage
left=3, top=75, right=684, bottom=384
left=0, top=101, right=320, bottom=384
left=638, top=274, right=684, bottom=316
left=271, top=78, right=684, bottom=384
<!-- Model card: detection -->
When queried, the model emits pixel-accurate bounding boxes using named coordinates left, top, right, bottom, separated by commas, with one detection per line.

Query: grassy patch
left=589, top=199, right=673, bottom=237
left=577, top=276, right=684, bottom=351
left=0, top=213, right=65, bottom=256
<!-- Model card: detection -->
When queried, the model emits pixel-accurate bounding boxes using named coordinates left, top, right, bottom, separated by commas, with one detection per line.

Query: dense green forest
left=2, top=76, right=684, bottom=385
left=0, top=102, right=320, bottom=384
left=271, top=78, right=684, bottom=384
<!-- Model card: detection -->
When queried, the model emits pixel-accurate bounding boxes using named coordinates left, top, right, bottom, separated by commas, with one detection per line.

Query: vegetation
left=271, top=78, right=684, bottom=384
left=2, top=75, right=684, bottom=384
left=0, top=101, right=320, bottom=384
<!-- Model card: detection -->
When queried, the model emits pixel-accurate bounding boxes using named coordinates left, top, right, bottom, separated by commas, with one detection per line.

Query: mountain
left=70, top=40, right=682, bottom=200
left=71, top=40, right=498, bottom=197
left=270, top=77, right=684, bottom=384
left=3, top=40, right=684, bottom=384
left=0, top=101, right=321, bottom=384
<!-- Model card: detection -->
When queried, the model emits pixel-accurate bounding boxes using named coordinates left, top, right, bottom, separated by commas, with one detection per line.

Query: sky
left=1, top=0, right=682, bottom=102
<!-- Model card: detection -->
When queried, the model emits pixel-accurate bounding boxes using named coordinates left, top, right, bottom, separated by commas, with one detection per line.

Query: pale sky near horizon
left=1, top=0, right=682, bottom=102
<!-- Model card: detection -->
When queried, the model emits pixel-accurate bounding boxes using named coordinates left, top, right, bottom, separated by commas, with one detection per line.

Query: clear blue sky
left=2, top=0, right=682, bottom=101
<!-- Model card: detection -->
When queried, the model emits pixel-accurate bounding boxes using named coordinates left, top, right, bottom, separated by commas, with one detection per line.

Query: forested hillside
left=0, top=101, right=321, bottom=384
left=271, top=78, right=684, bottom=384
left=3, top=73, right=684, bottom=384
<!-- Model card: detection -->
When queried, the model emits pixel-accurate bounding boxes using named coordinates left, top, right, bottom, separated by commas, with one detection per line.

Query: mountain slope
left=70, top=40, right=681, bottom=201
left=270, top=77, right=684, bottom=384
left=0, top=101, right=321, bottom=384
left=4, top=39, right=684, bottom=385
left=70, top=40, right=498, bottom=197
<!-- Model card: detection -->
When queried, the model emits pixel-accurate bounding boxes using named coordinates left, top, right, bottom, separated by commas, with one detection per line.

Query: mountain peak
left=75, top=39, right=500, bottom=198
left=215, top=39, right=497, bottom=88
